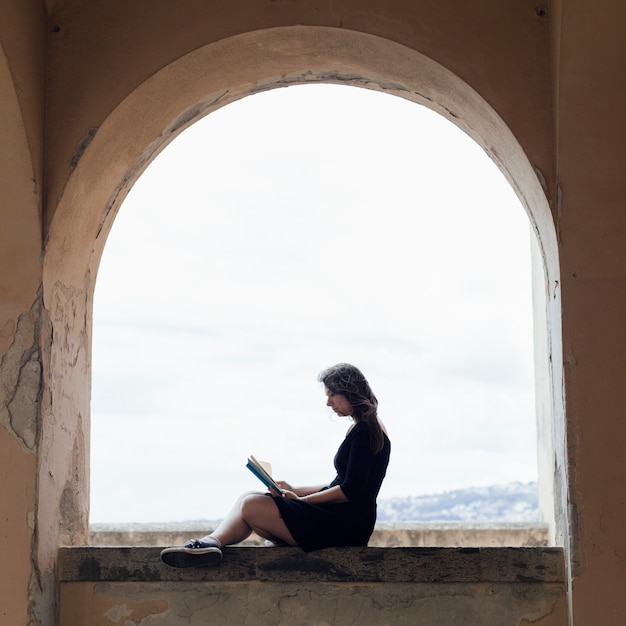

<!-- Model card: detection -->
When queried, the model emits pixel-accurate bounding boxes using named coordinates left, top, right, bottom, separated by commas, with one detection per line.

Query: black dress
left=273, top=420, right=391, bottom=552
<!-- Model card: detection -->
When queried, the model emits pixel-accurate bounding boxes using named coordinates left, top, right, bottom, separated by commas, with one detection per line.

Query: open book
left=246, top=455, right=283, bottom=494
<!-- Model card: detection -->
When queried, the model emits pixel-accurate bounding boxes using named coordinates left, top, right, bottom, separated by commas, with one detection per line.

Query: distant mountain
left=377, top=481, right=539, bottom=523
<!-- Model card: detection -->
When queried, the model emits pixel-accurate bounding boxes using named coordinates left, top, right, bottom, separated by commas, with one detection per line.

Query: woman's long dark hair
left=318, top=363, right=385, bottom=454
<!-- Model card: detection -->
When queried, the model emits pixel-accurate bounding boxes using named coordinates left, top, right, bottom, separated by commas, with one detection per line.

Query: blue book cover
left=246, top=455, right=283, bottom=494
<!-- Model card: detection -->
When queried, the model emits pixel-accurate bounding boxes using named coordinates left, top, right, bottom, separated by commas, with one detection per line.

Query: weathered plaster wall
left=0, top=3, right=45, bottom=625
left=60, top=580, right=567, bottom=626
left=554, top=1, right=626, bottom=622
left=0, top=3, right=45, bottom=354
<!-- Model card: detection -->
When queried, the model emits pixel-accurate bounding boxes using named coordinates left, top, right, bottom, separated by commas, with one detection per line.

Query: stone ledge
left=89, top=521, right=550, bottom=548
left=58, top=546, right=564, bottom=585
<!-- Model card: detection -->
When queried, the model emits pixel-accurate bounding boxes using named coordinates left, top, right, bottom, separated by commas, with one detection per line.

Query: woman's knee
left=236, top=490, right=260, bottom=504
left=229, top=490, right=262, bottom=512
left=240, top=495, right=295, bottom=544
left=240, top=493, right=271, bottom=516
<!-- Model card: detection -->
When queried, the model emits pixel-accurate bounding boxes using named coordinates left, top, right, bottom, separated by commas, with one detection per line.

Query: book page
left=257, top=459, right=272, bottom=476
left=250, top=455, right=273, bottom=478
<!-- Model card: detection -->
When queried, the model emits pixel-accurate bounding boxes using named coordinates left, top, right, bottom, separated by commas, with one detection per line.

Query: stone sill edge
left=58, top=545, right=565, bottom=585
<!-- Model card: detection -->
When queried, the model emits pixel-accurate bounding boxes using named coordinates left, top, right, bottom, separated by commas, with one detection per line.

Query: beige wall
left=553, top=2, right=626, bottom=621
left=59, top=580, right=568, bottom=626
left=0, top=3, right=45, bottom=625
left=1, top=1, right=626, bottom=624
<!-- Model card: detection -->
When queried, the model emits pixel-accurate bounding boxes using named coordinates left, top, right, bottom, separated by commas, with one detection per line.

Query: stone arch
left=41, top=26, right=563, bottom=553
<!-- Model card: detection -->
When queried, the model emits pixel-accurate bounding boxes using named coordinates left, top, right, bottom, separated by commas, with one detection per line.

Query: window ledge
left=58, top=545, right=564, bottom=584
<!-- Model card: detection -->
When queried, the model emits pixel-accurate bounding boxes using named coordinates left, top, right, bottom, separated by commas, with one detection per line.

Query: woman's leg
left=207, top=492, right=297, bottom=547
left=203, top=491, right=258, bottom=546
left=161, top=491, right=297, bottom=567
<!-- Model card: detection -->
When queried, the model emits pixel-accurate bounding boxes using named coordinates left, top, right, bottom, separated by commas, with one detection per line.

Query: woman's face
left=325, top=388, right=352, bottom=417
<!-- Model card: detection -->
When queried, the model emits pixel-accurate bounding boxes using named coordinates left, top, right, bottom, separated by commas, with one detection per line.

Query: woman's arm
left=282, top=484, right=349, bottom=504
left=301, top=484, right=348, bottom=504
left=275, top=481, right=328, bottom=497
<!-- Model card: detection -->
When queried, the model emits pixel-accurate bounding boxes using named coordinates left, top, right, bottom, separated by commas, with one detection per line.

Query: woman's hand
left=269, top=482, right=299, bottom=498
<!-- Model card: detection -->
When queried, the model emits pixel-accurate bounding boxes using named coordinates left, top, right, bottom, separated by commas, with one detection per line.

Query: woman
left=160, top=363, right=391, bottom=568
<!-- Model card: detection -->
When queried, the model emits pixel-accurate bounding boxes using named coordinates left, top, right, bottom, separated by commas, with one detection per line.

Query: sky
left=90, top=83, right=539, bottom=524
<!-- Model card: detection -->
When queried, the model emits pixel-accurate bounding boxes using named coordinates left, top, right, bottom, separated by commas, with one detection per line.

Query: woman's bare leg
left=203, top=491, right=257, bottom=546
left=207, top=492, right=297, bottom=546
left=160, top=491, right=297, bottom=568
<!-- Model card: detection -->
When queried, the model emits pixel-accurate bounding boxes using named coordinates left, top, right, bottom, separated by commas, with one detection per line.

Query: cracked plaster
left=0, top=293, right=43, bottom=453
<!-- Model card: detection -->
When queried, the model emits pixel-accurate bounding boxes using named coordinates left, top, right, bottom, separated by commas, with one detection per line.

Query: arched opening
left=90, top=83, right=540, bottom=527
left=41, top=27, right=563, bottom=554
